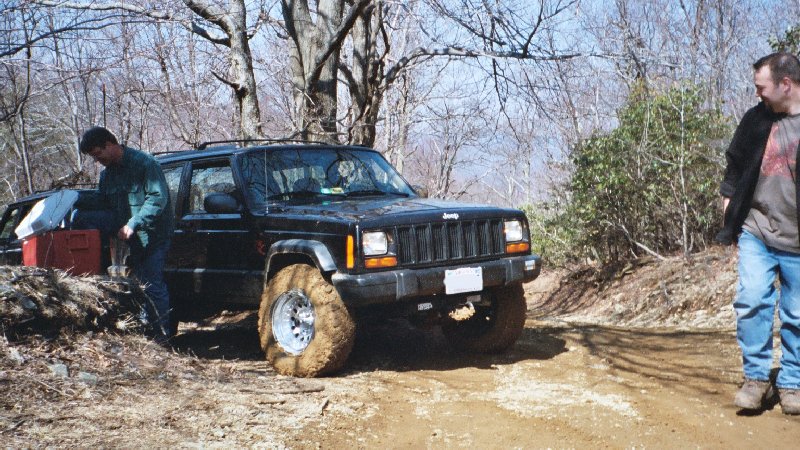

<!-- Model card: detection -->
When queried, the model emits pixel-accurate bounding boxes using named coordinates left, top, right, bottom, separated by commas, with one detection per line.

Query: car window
left=162, top=165, right=183, bottom=216
left=188, top=162, right=238, bottom=213
left=0, top=206, right=22, bottom=240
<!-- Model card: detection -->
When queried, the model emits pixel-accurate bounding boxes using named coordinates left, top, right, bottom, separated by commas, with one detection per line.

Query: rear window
left=0, top=205, right=26, bottom=240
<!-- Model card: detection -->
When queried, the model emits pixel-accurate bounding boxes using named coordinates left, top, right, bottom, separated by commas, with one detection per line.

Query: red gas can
left=22, top=230, right=102, bottom=275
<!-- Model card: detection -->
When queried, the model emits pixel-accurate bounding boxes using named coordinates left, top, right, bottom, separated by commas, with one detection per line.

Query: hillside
left=527, top=245, right=738, bottom=329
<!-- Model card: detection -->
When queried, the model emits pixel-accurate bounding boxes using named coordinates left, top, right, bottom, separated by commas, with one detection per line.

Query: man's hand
left=117, top=225, right=134, bottom=240
left=722, top=197, right=730, bottom=214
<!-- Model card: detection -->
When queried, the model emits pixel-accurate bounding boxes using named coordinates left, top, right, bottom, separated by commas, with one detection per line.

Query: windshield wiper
left=266, top=191, right=320, bottom=200
left=345, top=189, right=409, bottom=197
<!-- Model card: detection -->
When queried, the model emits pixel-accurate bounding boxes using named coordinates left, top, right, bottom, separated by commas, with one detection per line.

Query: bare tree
left=34, top=0, right=268, bottom=140
left=405, top=88, right=497, bottom=199
left=280, top=0, right=373, bottom=142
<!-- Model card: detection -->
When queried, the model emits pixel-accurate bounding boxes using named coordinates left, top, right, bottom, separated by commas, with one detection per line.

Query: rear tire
left=442, top=283, right=527, bottom=353
left=258, top=264, right=355, bottom=377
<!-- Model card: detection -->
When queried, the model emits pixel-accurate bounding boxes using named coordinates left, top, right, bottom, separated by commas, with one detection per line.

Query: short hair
left=753, top=52, right=800, bottom=85
left=79, top=126, right=118, bottom=154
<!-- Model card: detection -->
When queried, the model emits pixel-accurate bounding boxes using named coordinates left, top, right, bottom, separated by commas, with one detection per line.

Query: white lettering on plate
left=442, top=213, right=459, bottom=220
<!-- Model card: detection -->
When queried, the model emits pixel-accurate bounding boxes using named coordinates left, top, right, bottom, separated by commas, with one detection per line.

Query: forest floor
left=2, top=246, right=799, bottom=448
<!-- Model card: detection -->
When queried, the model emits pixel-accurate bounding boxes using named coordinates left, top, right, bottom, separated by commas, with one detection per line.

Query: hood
left=260, top=196, right=517, bottom=223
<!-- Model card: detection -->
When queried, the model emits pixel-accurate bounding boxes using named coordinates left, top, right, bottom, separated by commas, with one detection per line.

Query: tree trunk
left=347, top=2, right=383, bottom=146
left=283, top=0, right=344, bottom=143
left=228, top=0, right=262, bottom=140
left=18, top=111, right=33, bottom=195
left=182, top=0, right=263, bottom=140
left=283, top=0, right=373, bottom=144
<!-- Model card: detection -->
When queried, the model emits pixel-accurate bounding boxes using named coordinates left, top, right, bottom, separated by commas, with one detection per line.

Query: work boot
left=779, top=388, right=800, bottom=415
left=734, top=379, right=774, bottom=410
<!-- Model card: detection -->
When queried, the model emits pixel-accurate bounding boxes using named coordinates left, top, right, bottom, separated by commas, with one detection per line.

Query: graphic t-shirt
left=743, top=114, right=800, bottom=253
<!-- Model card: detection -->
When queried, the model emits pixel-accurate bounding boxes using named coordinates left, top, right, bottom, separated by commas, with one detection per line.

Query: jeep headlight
left=504, top=220, right=524, bottom=242
left=363, top=231, right=388, bottom=256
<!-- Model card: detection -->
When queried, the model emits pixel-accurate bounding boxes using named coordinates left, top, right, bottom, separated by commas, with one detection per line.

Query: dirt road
left=3, top=251, right=800, bottom=448
left=299, top=320, right=799, bottom=448
left=4, top=311, right=799, bottom=448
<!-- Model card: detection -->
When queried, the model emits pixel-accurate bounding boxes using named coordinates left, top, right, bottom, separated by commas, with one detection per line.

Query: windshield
left=239, top=147, right=416, bottom=207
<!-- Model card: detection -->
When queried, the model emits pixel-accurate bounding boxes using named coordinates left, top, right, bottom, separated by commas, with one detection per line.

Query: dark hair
left=79, top=126, right=118, bottom=154
left=753, top=52, right=800, bottom=85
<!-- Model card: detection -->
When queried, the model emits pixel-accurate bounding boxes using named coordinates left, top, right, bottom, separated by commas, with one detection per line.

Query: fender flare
left=265, top=239, right=337, bottom=276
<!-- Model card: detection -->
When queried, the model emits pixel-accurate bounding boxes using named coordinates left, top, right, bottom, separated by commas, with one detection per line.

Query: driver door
left=170, top=158, right=261, bottom=304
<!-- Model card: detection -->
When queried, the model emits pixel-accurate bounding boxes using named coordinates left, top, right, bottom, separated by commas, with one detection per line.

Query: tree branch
left=33, top=0, right=172, bottom=20
left=33, top=0, right=231, bottom=47
left=182, top=0, right=229, bottom=30
left=1, top=17, right=120, bottom=58
left=190, top=21, right=230, bottom=46
left=384, top=45, right=589, bottom=87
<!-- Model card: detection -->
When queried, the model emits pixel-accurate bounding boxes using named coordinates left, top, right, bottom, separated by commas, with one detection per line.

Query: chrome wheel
left=271, top=289, right=316, bottom=355
left=260, top=264, right=356, bottom=376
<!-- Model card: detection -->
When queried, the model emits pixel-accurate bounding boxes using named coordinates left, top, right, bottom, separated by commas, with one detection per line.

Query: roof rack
left=152, top=149, right=189, bottom=156
left=197, top=138, right=333, bottom=150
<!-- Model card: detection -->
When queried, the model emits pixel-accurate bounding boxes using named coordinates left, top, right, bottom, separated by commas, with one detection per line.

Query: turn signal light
left=346, top=235, right=355, bottom=269
left=365, top=256, right=398, bottom=269
left=506, top=242, right=530, bottom=254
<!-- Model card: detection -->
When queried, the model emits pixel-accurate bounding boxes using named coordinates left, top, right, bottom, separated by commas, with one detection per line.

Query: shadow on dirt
left=168, top=311, right=263, bottom=361
left=167, top=311, right=568, bottom=373
left=344, top=319, right=567, bottom=374
left=529, top=261, right=637, bottom=317
left=563, top=324, right=741, bottom=393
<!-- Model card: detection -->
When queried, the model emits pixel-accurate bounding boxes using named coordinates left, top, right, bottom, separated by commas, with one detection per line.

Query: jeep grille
left=391, top=219, right=505, bottom=266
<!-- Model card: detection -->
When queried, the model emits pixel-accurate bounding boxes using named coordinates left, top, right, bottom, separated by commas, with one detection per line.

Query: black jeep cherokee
left=0, top=142, right=541, bottom=377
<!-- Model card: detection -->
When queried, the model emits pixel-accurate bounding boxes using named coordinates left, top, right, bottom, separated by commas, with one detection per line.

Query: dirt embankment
left=2, top=248, right=800, bottom=447
left=528, top=246, right=738, bottom=328
left=0, top=265, right=150, bottom=335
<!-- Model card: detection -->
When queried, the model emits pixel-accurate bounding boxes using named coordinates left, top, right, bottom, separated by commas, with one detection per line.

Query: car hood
left=260, top=196, right=517, bottom=223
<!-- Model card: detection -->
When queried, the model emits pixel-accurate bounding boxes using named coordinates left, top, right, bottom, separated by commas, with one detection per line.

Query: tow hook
left=448, top=301, right=476, bottom=321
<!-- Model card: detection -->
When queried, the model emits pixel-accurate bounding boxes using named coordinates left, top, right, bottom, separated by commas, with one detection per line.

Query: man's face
left=86, top=142, right=121, bottom=167
left=754, top=66, right=787, bottom=113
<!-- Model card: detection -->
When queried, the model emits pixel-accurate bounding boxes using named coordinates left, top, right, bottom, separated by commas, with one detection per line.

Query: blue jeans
left=73, top=209, right=171, bottom=337
left=736, top=230, right=800, bottom=389
left=130, top=239, right=171, bottom=337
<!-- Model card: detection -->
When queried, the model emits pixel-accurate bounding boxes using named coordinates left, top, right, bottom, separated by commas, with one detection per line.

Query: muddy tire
left=258, top=264, right=355, bottom=377
left=442, top=283, right=527, bottom=353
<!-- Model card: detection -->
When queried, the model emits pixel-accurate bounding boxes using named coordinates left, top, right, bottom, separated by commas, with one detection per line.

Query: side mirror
left=413, top=185, right=429, bottom=198
left=204, top=192, right=241, bottom=214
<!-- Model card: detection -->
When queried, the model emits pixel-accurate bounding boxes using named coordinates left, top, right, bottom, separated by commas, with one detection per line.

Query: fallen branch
left=239, top=385, right=325, bottom=395
left=31, top=378, right=72, bottom=398
left=1, top=420, right=25, bottom=434
left=607, top=222, right=667, bottom=261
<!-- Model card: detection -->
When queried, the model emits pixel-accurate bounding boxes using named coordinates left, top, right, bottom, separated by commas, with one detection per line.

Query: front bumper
left=331, top=254, right=541, bottom=306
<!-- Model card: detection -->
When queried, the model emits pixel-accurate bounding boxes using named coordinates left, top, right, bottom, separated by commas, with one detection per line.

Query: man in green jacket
left=75, top=126, right=174, bottom=342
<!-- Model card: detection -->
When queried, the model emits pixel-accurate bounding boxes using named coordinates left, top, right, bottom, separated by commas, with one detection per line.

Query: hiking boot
left=734, top=379, right=774, bottom=410
left=779, top=388, right=800, bottom=415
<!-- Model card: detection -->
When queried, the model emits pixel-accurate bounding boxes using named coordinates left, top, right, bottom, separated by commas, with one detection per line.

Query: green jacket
left=77, top=146, right=174, bottom=248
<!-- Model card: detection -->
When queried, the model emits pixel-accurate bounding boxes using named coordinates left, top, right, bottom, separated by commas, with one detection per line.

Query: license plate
left=444, top=267, right=483, bottom=295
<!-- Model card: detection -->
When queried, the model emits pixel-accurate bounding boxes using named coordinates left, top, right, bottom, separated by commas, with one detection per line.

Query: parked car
left=0, top=142, right=542, bottom=376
